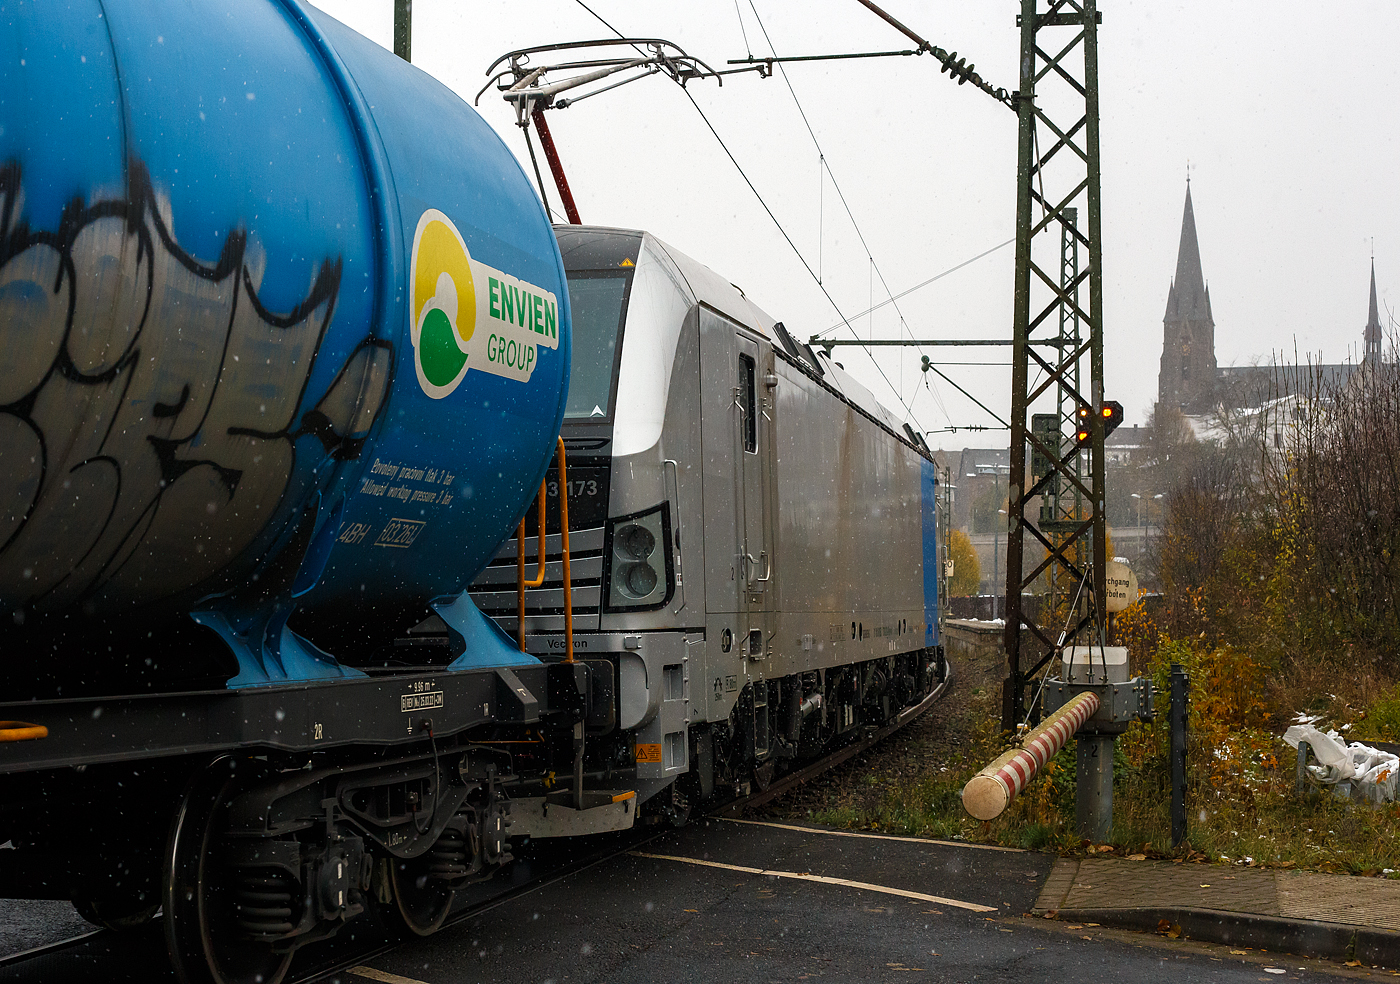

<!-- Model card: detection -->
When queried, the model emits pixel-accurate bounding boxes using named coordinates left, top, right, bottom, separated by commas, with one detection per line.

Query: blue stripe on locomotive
left=921, top=457, right=941, bottom=648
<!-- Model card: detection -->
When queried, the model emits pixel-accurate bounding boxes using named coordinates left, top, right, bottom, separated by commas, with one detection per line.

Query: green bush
left=1351, top=684, right=1400, bottom=745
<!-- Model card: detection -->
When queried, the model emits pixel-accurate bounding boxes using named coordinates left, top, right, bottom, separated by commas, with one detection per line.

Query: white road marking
left=349, top=967, right=434, bottom=984
left=629, top=851, right=998, bottom=913
left=725, top=818, right=1024, bottom=852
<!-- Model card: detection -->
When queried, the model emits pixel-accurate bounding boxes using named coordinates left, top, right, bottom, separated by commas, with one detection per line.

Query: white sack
left=1282, top=724, right=1357, bottom=780
left=1283, top=724, right=1399, bottom=803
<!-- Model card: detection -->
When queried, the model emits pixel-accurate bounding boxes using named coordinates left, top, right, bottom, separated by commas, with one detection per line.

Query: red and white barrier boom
left=962, top=691, right=1100, bottom=821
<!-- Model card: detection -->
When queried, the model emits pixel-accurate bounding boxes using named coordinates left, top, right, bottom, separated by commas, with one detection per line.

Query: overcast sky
left=316, top=0, right=1399, bottom=446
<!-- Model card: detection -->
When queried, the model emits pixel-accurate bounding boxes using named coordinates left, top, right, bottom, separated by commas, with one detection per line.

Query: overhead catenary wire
left=923, top=361, right=1008, bottom=428
left=573, top=0, right=927, bottom=432
left=674, top=86, right=922, bottom=429
left=817, top=236, right=1015, bottom=337
left=683, top=92, right=928, bottom=430
left=743, top=0, right=937, bottom=426
left=569, top=0, right=636, bottom=51
left=733, top=0, right=753, bottom=60
left=562, top=1, right=1012, bottom=432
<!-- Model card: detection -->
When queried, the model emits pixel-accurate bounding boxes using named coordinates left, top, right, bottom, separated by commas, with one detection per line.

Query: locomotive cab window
left=563, top=270, right=632, bottom=420
left=739, top=353, right=757, bottom=453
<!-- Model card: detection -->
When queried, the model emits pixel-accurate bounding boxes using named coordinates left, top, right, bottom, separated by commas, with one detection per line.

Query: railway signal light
left=1030, top=413, right=1060, bottom=483
left=1075, top=401, right=1123, bottom=445
left=1075, top=406, right=1091, bottom=444
left=1101, top=400, right=1123, bottom=439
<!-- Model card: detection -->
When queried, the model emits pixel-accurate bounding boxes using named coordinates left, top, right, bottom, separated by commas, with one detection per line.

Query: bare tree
left=1270, top=352, right=1400, bottom=653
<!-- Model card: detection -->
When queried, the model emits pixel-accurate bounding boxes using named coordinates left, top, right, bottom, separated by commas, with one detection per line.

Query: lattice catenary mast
left=1003, top=0, right=1120, bottom=732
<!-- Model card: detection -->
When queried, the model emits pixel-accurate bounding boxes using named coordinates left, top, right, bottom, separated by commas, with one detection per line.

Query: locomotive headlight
left=615, top=523, right=656, bottom=561
left=604, top=503, right=673, bottom=611
left=620, top=560, right=658, bottom=597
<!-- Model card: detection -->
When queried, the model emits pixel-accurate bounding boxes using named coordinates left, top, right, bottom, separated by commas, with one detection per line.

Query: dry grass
left=772, top=637, right=1400, bottom=877
left=1262, top=653, right=1398, bottom=735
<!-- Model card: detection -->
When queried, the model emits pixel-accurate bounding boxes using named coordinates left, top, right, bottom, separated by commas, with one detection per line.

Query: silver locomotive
left=470, top=226, right=948, bottom=819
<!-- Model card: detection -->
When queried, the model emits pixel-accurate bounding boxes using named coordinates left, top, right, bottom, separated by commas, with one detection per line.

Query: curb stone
left=1050, top=906, right=1400, bottom=968
left=1032, top=856, right=1400, bottom=967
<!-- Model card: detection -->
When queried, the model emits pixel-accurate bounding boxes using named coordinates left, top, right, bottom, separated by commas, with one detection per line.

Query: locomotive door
left=734, top=331, right=773, bottom=616
left=698, top=311, right=775, bottom=630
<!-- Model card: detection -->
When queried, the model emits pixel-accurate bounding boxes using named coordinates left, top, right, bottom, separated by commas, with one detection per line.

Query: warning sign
left=635, top=743, right=663, bottom=764
left=1104, top=560, right=1139, bottom=613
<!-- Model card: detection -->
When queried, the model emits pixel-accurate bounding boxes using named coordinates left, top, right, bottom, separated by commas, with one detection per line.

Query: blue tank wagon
left=0, top=4, right=604, bottom=982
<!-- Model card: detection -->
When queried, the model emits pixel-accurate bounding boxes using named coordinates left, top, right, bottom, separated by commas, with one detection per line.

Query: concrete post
left=1170, top=663, right=1189, bottom=845
left=1075, top=734, right=1114, bottom=841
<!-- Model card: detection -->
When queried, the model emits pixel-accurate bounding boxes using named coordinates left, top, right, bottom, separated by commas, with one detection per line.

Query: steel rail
left=0, top=928, right=109, bottom=970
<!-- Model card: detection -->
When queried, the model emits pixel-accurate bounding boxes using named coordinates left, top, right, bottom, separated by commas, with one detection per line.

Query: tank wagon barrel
left=0, top=0, right=569, bottom=691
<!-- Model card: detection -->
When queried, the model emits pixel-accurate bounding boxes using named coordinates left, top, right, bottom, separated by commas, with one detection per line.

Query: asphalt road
left=345, top=819, right=1363, bottom=984
left=0, top=899, right=92, bottom=958
left=0, top=819, right=1372, bottom=984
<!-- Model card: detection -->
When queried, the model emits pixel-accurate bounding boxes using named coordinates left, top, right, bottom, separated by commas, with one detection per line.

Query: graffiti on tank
left=0, top=160, right=392, bottom=618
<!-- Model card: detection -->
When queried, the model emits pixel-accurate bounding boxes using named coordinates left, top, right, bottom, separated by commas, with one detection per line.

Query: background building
left=1158, top=182, right=1384, bottom=414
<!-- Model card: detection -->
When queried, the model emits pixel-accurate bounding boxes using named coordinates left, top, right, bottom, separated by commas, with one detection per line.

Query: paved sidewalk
left=1034, top=855, right=1400, bottom=966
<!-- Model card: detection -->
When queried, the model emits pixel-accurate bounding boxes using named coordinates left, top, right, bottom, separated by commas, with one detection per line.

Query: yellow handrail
left=516, top=477, right=548, bottom=651
left=0, top=721, right=48, bottom=742
left=516, top=438, right=574, bottom=664
left=521, top=478, right=548, bottom=589
left=556, top=437, right=574, bottom=664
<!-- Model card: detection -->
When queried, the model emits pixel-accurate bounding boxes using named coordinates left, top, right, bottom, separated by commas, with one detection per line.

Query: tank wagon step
left=509, top=789, right=637, bottom=838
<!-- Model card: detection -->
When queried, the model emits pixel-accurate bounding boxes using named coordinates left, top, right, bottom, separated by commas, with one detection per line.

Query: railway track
left=0, top=668, right=950, bottom=984
left=720, top=666, right=952, bottom=816
left=0, top=931, right=109, bottom=973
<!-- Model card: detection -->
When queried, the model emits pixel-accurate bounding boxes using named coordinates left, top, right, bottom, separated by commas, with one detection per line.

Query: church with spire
left=1365, top=259, right=1384, bottom=365
left=1157, top=182, right=1387, bottom=413
left=1158, top=182, right=1217, bottom=412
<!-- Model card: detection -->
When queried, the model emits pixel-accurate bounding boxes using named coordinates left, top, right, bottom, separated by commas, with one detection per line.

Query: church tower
left=1364, top=259, right=1382, bottom=365
left=1158, top=182, right=1217, bottom=412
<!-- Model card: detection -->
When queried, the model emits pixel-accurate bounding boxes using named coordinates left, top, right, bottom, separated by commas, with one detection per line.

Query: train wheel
left=656, top=780, right=692, bottom=827
left=388, top=853, right=454, bottom=936
left=164, top=759, right=294, bottom=984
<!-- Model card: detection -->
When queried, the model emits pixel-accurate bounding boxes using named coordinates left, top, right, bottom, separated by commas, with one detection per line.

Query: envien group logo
left=409, top=210, right=560, bottom=399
